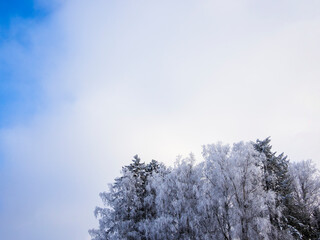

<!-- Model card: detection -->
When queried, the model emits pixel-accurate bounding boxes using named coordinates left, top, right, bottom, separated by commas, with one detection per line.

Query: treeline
left=89, top=138, right=320, bottom=240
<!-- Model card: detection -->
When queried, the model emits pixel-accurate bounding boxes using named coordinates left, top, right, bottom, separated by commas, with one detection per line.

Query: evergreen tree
left=253, top=137, right=291, bottom=195
left=89, top=155, right=159, bottom=240
left=254, top=137, right=293, bottom=238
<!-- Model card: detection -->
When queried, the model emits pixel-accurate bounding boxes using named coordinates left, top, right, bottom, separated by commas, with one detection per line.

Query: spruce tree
left=89, top=155, right=161, bottom=240
left=254, top=137, right=293, bottom=238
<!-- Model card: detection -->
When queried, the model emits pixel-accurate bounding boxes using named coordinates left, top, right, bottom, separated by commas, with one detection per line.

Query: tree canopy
left=90, top=138, right=320, bottom=240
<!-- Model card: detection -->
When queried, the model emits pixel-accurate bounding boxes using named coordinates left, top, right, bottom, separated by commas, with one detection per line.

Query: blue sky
left=0, top=0, right=38, bottom=27
left=0, top=0, right=50, bottom=221
left=0, top=0, right=49, bottom=128
left=1, top=1, right=320, bottom=239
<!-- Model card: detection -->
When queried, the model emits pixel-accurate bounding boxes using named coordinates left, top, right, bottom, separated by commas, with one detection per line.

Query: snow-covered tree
left=289, top=160, right=320, bottom=239
left=253, top=137, right=293, bottom=239
left=90, top=139, right=320, bottom=240
left=143, top=154, right=201, bottom=240
left=202, top=142, right=274, bottom=240
left=138, top=160, right=165, bottom=238
left=89, top=155, right=159, bottom=240
left=200, top=143, right=233, bottom=240
left=143, top=159, right=163, bottom=220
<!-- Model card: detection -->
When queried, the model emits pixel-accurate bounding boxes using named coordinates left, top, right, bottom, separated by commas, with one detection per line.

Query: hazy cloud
left=1, top=1, right=320, bottom=239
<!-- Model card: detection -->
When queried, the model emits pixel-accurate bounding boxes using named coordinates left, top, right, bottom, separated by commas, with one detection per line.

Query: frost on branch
left=90, top=139, right=320, bottom=240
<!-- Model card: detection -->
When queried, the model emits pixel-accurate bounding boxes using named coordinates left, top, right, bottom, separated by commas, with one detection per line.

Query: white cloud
left=1, top=1, right=320, bottom=239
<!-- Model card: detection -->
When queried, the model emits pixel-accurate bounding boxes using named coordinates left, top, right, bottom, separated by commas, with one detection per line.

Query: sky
left=0, top=0, right=320, bottom=239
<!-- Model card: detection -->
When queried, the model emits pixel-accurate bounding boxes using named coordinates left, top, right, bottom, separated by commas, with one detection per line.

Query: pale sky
left=1, top=1, right=320, bottom=239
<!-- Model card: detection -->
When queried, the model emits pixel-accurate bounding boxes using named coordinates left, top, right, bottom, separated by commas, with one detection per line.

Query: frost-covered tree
left=89, top=155, right=160, bottom=240
left=253, top=137, right=293, bottom=239
left=143, top=159, right=163, bottom=220
left=229, top=142, right=273, bottom=240
left=90, top=139, right=320, bottom=240
left=138, top=160, right=166, bottom=238
left=254, top=137, right=291, bottom=194
left=289, top=160, right=320, bottom=239
left=200, top=143, right=234, bottom=240
left=202, top=142, right=274, bottom=240
left=143, top=155, right=201, bottom=240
